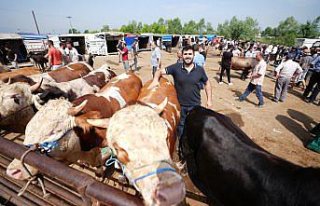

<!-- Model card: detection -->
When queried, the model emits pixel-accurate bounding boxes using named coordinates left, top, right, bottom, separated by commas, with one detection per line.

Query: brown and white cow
left=0, top=64, right=113, bottom=133
left=39, top=65, right=116, bottom=102
left=0, top=62, right=93, bottom=85
left=87, top=77, right=185, bottom=206
left=6, top=72, right=142, bottom=179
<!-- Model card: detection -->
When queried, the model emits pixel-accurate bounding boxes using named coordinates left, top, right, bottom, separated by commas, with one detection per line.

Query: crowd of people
left=217, top=39, right=320, bottom=106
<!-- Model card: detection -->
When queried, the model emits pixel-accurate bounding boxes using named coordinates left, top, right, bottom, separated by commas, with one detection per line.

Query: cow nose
left=154, top=177, right=186, bottom=206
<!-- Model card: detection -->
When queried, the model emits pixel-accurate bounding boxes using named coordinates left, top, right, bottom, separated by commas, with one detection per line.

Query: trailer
left=87, top=32, right=124, bottom=55
left=0, top=33, right=29, bottom=66
left=58, top=34, right=89, bottom=55
left=18, top=33, right=48, bottom=53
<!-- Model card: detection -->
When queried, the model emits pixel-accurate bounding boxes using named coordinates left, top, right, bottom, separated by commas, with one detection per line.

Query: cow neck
left=83, top=72, right=106, bottom=88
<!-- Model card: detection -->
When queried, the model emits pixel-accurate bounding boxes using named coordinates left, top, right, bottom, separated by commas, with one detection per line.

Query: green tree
left=299, top=16, right=320, bottom=38
left=68, top=28, right=80, bottom=34
left=197, top=18, right=206, bottom=34
left=167, top=17, right=183, bottom=34
left=261, top=27, right=273, bottom=37
left=84, top=29, right=90, bottom=34
left=206, top=22, right=215, bottom=34
left=101, top=25, right=110, bottom=32
left=183, top=20, right=197, bottom=34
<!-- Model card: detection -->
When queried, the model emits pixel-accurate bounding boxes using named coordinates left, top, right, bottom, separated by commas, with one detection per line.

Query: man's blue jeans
left=177, top=105, right=196, bottom=140
left=239, top=82, right=264, bottom=105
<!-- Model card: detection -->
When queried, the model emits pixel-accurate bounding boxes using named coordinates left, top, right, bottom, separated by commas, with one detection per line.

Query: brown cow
left=0, top=62, right=93, bottom=85
left=0, top=66, right=39, bottom=81
left=231, top=57, right=257, bottom=80
left=138, top=77, right=181, bottom=155
left=87, top=77, right=185, bottom=206
left=6, top=72, right=142, bottom=180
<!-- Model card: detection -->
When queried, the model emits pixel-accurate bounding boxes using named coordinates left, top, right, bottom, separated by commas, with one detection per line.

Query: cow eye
left=12, top=95, right=20, bottom=104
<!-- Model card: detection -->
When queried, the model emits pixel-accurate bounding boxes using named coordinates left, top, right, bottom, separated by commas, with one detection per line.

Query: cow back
left=181, top=106, right=320, bottom=206
left=0, top=66, right=40, bottom=81
left=138, top=78, right=180, bottom=155
left=71, top=72, right=142, bottom=151
left=48, top=62, right=92, bottom=82
left=231, top=57, right=257, bottom=70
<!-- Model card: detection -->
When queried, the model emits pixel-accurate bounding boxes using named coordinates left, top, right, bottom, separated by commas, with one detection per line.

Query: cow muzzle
left=152, top=173, right=186, bottom=206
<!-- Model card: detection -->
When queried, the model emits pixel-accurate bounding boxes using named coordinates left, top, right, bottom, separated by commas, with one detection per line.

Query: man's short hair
left=47, top=40, right=54, bottom=46
left=193, top=44, right=199, bottom=52
left=182, top=45, right=194, bottom=54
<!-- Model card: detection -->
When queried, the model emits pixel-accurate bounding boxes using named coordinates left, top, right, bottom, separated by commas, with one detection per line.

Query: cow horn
left=154, top=97, right=168, bottom=114
left=68, top=100, right=88, bottom=116
left=30, top=78, right=43, bottom=93
left=33, top=96, right=43, bottom=111
left=6, top=77, right=11, bottom=85
left=86, top=118, right=110, bottom=129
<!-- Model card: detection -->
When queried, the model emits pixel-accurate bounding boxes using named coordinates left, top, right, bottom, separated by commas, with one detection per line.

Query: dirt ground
left=94, top=47, right=320, bottom=167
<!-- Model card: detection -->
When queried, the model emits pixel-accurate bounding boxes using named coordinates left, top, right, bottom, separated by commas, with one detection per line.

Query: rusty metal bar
left=0, top=183, right=38, bottom=206
left=0, top=155, right=82, bottom=206
left=0, top=138, right=143, bottom=206
left=0, top=175, right=51, bottom=206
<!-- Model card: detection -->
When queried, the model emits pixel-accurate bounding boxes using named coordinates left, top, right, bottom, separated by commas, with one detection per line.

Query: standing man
left=238, top=52, right=267, bottom=108
left=193, top=44, right=205, bottom=67
left=273, top=54, right=302, bottom=102
left=149, top=45, right=212, bottom=139
left=116, top=40, right=123, bottom=63
left=58, top=42, right=68, bottom=66
left=219, top=44, right=233, bottom=85
left=303, top=50, right=320, bottom=103
left=151, top=41, right=161, bottom=77
left=130, top=39, right=139, bottom=71
left=121, top=42, right=129, bottom=71
left=65, top=41, right=79, bottom=63
left=46, top=40, right=62, bottom=70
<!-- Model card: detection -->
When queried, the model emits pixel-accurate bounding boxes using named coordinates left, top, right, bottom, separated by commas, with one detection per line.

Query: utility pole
left=32, top=10, right=41, bottom=35
left=66, top=16, right=74, bottom=34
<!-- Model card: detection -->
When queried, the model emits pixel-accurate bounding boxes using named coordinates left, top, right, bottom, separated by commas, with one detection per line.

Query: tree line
left=73, top=16, right=320, bottom=47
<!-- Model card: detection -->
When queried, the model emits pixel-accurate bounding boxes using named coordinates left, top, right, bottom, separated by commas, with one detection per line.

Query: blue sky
left=0, top=0, right=319, bottom=34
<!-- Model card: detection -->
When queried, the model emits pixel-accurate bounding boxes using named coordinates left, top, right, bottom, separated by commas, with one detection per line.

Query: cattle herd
left=0, top=62, right=320, bottom=206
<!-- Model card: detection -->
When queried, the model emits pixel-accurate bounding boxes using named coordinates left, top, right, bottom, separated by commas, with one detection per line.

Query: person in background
left=46, top=40, right=62, bottom=70
left=117, top=40, right=123, bottom=63
left=274, top=54, right=302, bottom=102
left=58, top=42, right=68, bottom=65
left=121, top=42, right=130, bottom=71
left=303, top=49, right=320, bottom=103
left=193, top=44, right=205, bottom=67
left=176, top=49, right=183, bottom=64
left=130, top=39, right=139, bottom=71
left=219, top=44, right=233, bottom=85
left=65, top=41, right=79, bottom=63
left=151, top=41, right=161, bottom=77
left=238, top=52, right=267, bottom=108
left=295, top=49, right=313, bottom=90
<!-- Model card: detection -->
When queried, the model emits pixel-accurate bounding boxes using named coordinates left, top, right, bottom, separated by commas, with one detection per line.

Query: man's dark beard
left=183, top=58, right=193, bottom=67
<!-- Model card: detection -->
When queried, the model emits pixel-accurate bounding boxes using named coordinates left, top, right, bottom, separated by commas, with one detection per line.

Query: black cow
left=28, top=51, right=48, bottom=72
left=180, top=106, right=320, bottom=206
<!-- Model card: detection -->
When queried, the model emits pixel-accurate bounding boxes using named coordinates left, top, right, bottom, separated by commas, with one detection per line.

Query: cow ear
left=154, top=97, right=168, bottom=114
left=68, top=100, right=88, bottom=116
left=86, top=118, right=110, bottom=129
